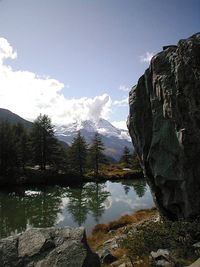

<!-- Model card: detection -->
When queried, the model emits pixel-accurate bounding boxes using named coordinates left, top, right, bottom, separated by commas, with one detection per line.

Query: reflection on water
left=0, top=179, right=154, bottom=238
left=122, top=179, right=147, bottom=197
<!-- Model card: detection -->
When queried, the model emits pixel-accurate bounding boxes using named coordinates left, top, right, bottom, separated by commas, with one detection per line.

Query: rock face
left=128, top=33, right=200, bottom=220
left=0, top=227, right=100, bottom=267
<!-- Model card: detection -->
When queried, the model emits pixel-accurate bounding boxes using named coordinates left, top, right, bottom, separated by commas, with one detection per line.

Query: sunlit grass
left=87, top=208, right=157, bottom=252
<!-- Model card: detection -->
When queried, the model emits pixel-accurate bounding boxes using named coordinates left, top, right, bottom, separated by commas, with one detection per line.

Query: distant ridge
left=0, top=108, right=33, bottom=128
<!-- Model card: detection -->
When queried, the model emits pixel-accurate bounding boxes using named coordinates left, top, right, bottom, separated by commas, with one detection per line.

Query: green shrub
left=121, top=219, right=200, bottom=264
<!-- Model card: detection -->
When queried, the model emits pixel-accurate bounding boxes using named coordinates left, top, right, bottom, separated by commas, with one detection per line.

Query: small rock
left=100, top=249, right=117, bottom=264
left=187, top=257, right=200, bottom=267
left=150, top=249, right=175, bottom=267
left=192, top=242, right=200, bottom=248
left=111, top=243, right=118, bottom=249
left=151, top=249, right=169, bottom=259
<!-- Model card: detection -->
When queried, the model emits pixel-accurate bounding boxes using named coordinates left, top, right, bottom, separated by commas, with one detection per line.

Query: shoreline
left=0, top=169, right=143, bottom=187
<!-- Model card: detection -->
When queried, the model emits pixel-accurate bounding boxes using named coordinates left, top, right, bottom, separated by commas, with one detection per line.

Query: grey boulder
left=0, top=227, right=100, bottom=267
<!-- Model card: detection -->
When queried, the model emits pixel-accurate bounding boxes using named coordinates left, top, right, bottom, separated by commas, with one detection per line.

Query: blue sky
left=0, top=0, right=199, bottom=128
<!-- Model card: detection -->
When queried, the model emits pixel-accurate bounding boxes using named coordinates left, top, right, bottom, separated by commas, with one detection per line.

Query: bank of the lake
left=88, top=208, right=200, bottom=267
left=0, top=167, right=143, bottom=186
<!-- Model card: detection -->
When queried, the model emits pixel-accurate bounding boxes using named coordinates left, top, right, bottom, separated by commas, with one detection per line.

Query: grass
left=87, top=208, right=157, bottom=252
left=92, top=162, right=143, bottom=181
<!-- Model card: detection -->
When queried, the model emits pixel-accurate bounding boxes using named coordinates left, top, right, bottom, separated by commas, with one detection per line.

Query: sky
left=0, top=0, right=199, bottom=129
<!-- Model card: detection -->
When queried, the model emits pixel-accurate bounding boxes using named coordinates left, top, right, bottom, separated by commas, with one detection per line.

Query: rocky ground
left=1, top=209, right=200, bottom=266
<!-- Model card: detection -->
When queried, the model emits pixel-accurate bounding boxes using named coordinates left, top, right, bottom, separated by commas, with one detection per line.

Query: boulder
left=128, top=33, right=200, bottom=220
left=0, top=227, right=100, bottom=267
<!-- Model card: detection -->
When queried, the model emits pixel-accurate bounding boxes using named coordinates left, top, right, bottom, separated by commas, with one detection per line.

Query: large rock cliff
left=128, top=33, right=200, bottom=220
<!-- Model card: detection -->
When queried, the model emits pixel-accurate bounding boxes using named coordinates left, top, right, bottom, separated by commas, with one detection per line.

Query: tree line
left=0, top=114, right=106, bottom=177
left=0, top=114, right=138, bottom=178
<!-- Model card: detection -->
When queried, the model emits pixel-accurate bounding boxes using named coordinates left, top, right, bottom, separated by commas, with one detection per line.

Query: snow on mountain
left=55, top=118, right=133, bottom=161
left=55, top=119, right=131, bottom=142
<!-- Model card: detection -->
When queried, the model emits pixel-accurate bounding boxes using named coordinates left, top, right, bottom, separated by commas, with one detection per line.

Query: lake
left=0, top=179, right=154, bottom=238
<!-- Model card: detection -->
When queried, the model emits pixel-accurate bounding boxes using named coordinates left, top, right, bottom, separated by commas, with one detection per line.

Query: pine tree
left=30, top=114, right=58, bottom=170
left=88, top=132, right=105, bottom=176
left=120, top=146, right=132, bottom=167
left=0, top=121, right=18, bottom=175
left=69, top=131, right=87, bottom=176
left=13, top=122, right=30, bottom=171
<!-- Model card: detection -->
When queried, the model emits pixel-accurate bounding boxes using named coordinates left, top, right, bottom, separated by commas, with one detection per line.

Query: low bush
left=121, top=218, right=200, bottom=265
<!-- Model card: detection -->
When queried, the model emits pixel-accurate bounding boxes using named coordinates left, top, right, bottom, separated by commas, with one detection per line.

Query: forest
left=0, top=114, right=139, bottom=183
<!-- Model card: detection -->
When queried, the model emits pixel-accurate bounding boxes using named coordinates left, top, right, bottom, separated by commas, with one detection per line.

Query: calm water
left=0, top=180, right=154, bottom=238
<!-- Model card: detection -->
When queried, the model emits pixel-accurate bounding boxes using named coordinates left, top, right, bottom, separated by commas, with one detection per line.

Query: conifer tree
left=120, top=146, right=132, bottom=167
left=88, top=132, right=105, bottom=176
left=0, top=121, right=18, bottom=175
left=30, top=114, right=58, bottom=170
left=13, top=122, right=30, bottom=171
left=69, top=131, right=87, bottom=176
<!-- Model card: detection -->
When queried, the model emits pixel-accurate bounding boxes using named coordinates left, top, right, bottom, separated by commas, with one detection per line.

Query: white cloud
left=140, top=52, right=154, bottom=63
left=0, top=38, right=17, bottom=64
left=119, top=85, right=130, bottom=92
left=0, top=37, right=112, bottom=125
left=113, top=97, right=128, bottom=107
left=111, top=120, right=127, bottom=130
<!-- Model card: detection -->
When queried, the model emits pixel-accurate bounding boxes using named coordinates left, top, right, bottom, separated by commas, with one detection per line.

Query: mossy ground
left=88, top=208, right=200, bottom=266
left=87, top=163, right=143, bottom=181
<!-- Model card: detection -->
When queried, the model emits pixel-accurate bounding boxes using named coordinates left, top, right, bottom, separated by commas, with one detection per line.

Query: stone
left=151, top=249, right=170, bottom=259
left=128, top=32, right=200, bottom=220
left=18, top=228, right=55, bottom=258
left=150, top=249, right=176, bottom=267
left=0, top=227, right=100, bottom=267
left=100, top=249, right=117, bottom=264
left=192, top=242, right=200, bottom=248
left=0, top=236, right=19, bottom=267
left=187, top=257, right=200, bottom=267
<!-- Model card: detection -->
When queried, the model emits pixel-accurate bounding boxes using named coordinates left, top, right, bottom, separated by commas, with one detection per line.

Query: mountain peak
left=55, top=118, right=130, bottom=141
left=55, top=118, right=133, bottom=161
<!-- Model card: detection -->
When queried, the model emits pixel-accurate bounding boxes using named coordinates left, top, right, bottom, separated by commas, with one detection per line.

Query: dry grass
left=88, top=208, right=158, bottom=252
left=100, top=163, right=142, bottom=178
left=111, top=247, right=128, bottom=259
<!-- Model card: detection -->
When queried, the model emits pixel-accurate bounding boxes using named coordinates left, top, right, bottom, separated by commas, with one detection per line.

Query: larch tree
left=120, top=146, right=132, bottom=167
left=88, top=132, right=105, bottom=176
left=69, top=131, right=87, bottom=176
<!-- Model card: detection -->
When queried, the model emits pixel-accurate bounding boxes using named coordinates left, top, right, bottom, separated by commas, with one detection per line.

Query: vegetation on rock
left=89, top=208, right=200, bottom=266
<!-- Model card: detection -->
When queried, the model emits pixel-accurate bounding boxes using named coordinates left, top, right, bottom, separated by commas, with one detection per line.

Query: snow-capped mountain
left=55, top=119, right=133, bottom=161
